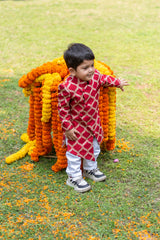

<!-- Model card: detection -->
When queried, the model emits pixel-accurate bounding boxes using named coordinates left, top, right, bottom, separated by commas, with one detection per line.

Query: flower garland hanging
left=41, top=74, right=53, bottom=123
left=27, top=94, right=35, bottom=141
left=5, top=57, right=117, bottom=172
left=94, top=60, right=117, bottom=149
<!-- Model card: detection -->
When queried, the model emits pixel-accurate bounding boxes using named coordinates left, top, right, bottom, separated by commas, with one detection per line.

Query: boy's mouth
left=87, top=73, right=93, bottom=78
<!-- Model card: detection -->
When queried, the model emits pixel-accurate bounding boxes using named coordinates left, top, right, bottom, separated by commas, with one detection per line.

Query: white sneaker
left=83, top=168, right=106, bottom=182
left=66, top=177, right=91, bottom=193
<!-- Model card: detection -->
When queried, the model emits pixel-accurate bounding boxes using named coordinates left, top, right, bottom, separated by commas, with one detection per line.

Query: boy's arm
left=100, top=74, right=129, bottom=91
left=58, top=84, right=74, bottom=132
left=58, top=84, right=79, bottom=141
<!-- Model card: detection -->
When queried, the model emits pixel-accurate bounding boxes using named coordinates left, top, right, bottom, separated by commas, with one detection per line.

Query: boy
left=58, top=43, right=128, bottom=193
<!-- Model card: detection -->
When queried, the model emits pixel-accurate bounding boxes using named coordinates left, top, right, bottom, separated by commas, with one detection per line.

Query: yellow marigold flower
left=21, top=133, right=30, bottom=143
left=6, top=141, right=35, bottom=164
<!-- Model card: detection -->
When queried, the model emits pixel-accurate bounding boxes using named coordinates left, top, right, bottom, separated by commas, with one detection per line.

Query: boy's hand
left=65, top=128, right=79, bottom=141
left=119, top=79, right=129, bottom=91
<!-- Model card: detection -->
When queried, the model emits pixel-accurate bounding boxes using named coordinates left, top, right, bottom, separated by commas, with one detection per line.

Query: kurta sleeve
left=99, top=72, right=121, bottom=88
left=58, top=84, right=74, bottom=132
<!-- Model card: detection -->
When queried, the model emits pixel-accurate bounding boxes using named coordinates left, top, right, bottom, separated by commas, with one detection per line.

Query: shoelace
left=71, top=178, right=83, bottom=185
left=88, top=168, right=99, bottom=175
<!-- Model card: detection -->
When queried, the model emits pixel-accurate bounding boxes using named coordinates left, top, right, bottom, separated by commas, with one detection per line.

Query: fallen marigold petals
left=19, top=162, right=34, bottom=171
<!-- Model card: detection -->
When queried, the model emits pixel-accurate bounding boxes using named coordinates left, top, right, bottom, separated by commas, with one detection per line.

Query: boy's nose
left=89, top=67, right=94, bottom=72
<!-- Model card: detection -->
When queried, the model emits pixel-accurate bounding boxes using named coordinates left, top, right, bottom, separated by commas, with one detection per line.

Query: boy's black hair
left=64, top=43, right=95, bottom=70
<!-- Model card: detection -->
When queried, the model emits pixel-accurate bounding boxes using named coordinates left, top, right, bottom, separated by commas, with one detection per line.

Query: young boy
left=58, top=43, right=128, bottom=193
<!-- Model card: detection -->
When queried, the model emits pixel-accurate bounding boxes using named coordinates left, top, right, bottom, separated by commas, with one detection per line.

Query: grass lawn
left=0, top=0, right=160, bottom=239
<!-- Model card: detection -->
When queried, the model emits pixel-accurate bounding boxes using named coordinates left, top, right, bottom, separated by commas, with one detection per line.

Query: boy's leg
left=83, top=137, right=100, bottom=170
left=66, top=151, right=91, bottom=193
left=83, top=137, right=106, bottom=182
left=66, top=151, right=82, bottom=180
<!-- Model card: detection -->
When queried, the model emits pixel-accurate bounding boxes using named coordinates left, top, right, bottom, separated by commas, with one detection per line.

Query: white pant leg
left=83, top=137, right=100, bottom=171
left=66, top=151, right=82, bottom=179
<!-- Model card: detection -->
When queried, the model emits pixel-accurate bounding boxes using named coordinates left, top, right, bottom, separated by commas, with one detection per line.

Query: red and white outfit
left=58, top=69, right=121, bottom=179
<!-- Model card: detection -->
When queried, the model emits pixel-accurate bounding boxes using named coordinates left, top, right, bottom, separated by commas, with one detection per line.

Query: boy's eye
left=83, top=64, right=94, bottom=70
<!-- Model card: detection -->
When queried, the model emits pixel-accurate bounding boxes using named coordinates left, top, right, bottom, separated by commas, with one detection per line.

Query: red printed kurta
left=58, top=69, right=120, bottom=161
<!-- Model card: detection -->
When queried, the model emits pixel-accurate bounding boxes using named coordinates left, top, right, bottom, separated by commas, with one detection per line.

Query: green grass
left=0, top=0, right=160, bottom=239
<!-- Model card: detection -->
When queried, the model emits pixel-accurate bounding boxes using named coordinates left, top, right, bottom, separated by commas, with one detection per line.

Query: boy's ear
left=69, top=67, right=76, bottom=76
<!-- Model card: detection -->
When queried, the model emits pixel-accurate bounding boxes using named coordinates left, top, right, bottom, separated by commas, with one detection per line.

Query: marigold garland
left=6, top=140, right=35, bottom=164
left=6, top=57, right=117, bottom=172
left=21, top=133, right=30, bottom=143
left=41, top=74, right=53, bottom=123
left=27, top=94, right=35, bottom=140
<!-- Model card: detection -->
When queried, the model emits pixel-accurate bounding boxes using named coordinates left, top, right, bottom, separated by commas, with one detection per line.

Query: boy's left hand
left=119, top=79, right=129, bottom=91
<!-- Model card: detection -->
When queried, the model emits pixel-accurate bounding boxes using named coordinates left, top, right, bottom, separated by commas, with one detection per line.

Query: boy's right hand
left=65, top=128, right=79, bottom=141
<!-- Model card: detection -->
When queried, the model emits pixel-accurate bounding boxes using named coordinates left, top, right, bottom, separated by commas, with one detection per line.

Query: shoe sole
left=66, top=179, right=91, bottom=193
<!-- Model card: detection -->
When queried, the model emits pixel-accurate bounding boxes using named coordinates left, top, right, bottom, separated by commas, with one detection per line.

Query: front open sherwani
left=58, top=69, right=120, bottom=161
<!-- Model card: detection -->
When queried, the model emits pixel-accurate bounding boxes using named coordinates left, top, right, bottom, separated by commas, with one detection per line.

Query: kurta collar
left=77, top=78, right=90, bottom=86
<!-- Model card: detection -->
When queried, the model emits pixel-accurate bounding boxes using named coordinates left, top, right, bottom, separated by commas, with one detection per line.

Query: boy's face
left=69, top=59, right=95, bottom=82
